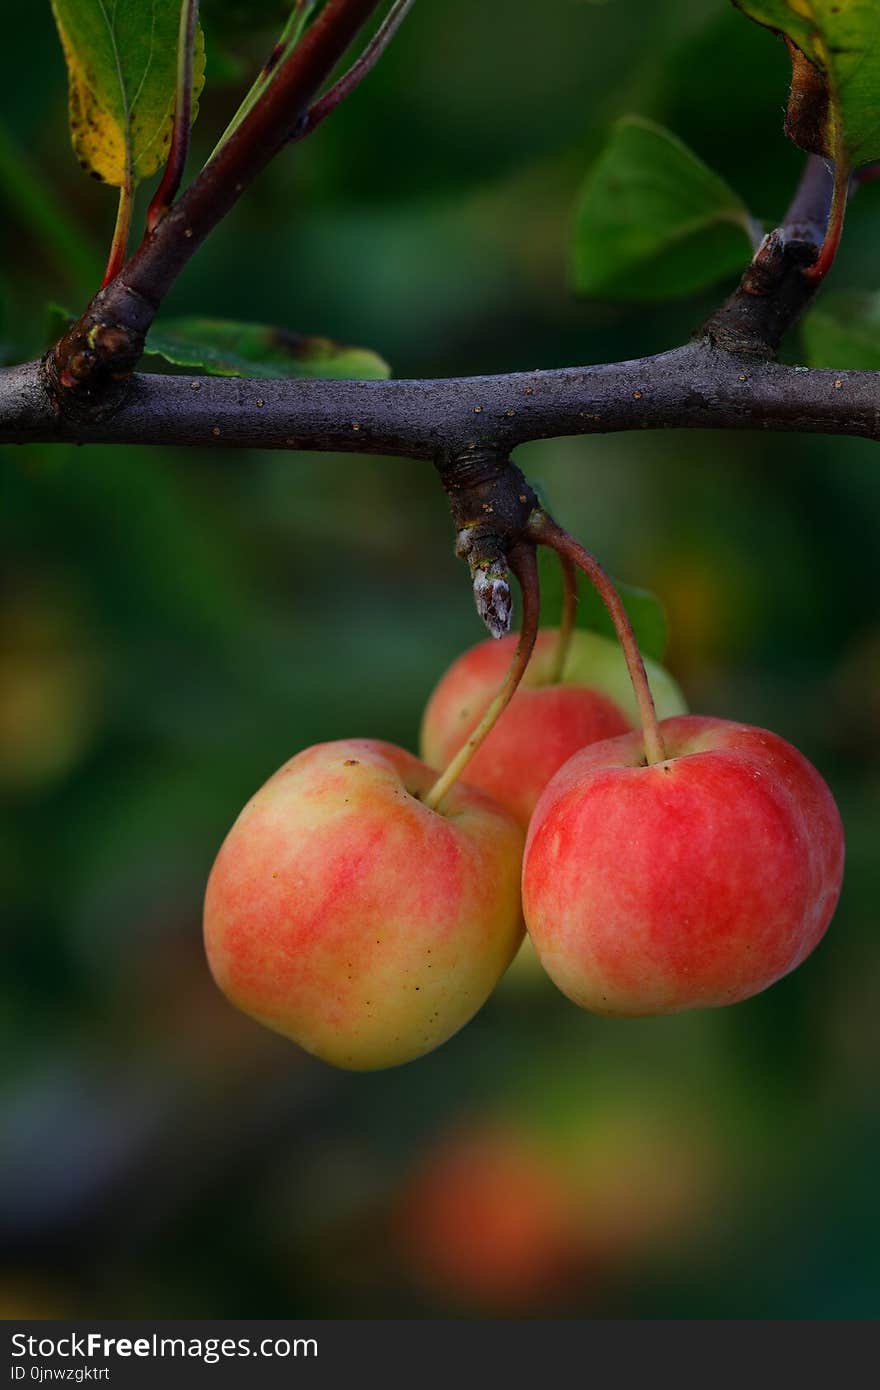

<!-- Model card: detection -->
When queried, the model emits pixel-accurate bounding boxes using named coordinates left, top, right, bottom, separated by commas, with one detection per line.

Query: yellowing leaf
left=50, top=1, right=206, bottom=188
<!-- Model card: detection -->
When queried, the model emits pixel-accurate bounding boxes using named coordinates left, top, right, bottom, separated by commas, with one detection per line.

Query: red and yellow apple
left=204, top=739, right=524, bottom=1070
left=523, top=714, right=844, bottom=1015
left=421, top=628, right=686, bottom=827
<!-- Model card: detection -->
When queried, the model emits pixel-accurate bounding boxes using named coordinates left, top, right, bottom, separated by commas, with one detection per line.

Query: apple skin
left=203, top=739, right=524, bottom=1070
left=420, top=628, right=687, bottom=827
left=522, top=714, right=844, bottom=1016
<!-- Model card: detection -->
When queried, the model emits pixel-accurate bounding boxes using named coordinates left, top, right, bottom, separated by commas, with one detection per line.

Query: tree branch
left=49, top=0, right=386, bottom=399
left=4, top=345, right=879, bottom=456
left=702, top=154, right=834, bottom=356
left=784, top=153, right=838, bottom=246
left=6, top=126, right=875, bottom=527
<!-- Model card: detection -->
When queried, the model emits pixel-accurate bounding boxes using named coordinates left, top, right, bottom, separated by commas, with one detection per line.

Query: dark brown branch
left=701, top=230, right=819, bottom=357
left=701, top=155, right=834, bottom=356
left=50, top=0, right=386, bottom=399
left=4, top=139, right=875, bottom=513
left=4, top=345, right=879, bottom=456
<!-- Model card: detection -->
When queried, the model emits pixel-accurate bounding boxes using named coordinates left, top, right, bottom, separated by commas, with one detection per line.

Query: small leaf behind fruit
left=145, top=316, right=391, bottom=379
left=802, top=292, right=880, bottom=369
left=537, top=547, right=669, bottom=663
left=50, top=0, right=206, bottom=187
left=731, top=1, right=880, bottom=168
left=571, top=116, right=756, bottom=302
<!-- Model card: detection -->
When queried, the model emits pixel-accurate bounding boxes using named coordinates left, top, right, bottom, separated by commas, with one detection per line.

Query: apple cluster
left=203, top=627, right=844, bottom=1070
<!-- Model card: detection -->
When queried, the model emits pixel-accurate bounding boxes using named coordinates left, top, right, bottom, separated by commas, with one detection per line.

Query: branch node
left=46, top=283, right=157, bottom=409
left=437, top=446, right=539, bottom=637
left=700, top=229, right=819, bottom=358
left=45, top=0, right=387, bottom=404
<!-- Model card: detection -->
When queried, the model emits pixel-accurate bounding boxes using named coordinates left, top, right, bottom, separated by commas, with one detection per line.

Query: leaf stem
left=532, top=514, right=666, bottom=764
left=805, top=157, right=849, bottom=283
left=102, top=179, right=134, bottom=288
left=56, top=0, right=385, bottom=381
left=147, top=0, right=200, bottom=233
left=424, top=545, right=540, bottom=813
left=548, top=550, right=577, bottom=684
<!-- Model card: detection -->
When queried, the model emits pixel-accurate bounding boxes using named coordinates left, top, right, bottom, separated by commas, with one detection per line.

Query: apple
left=203, top=739, right=524, bottom=1070
left=421, top=628, right=686, bottom=827
left=522, top=714, right=844, bottom=1015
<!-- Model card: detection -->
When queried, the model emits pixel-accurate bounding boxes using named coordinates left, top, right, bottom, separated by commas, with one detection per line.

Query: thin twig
left=210, top=1, right=318, bottom=159
left=51, top=0, right=386, bottom=393
left=805, top=158, right=849, bottom=282
left=783, top=154, right=836, bottom=245
left=297, top=0, right=416, bottom=139
left=147, top=0, right=201, bottom=233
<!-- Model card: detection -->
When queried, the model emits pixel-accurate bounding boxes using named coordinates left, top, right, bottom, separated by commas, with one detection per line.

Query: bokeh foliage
left=1, top=0, right=878, bottom=1318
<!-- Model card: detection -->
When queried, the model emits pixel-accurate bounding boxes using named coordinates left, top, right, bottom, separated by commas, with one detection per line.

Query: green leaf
left=732, top=1, right=880, bottom=168
left=537, top=547, right=669, bottom=662
left=572, top=117, right=756, bottom=302
left=50, top=0, right=206, bottom=188
left=802, top=291, right=880, bottom=369
left=45, top=306, right=392, bottom=379
left=144, top=317, right=391, bottom=379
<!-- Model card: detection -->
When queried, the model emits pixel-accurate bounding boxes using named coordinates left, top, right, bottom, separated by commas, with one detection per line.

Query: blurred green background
left=1, top=0, right=878, bottom=1319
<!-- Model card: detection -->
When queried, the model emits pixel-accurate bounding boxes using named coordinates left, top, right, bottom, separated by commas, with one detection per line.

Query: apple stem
left=548, top=550, right=578, bottom=684
left=425, top=545, right=540, bottom=813
left=531, top=513, right=667, bottom=765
